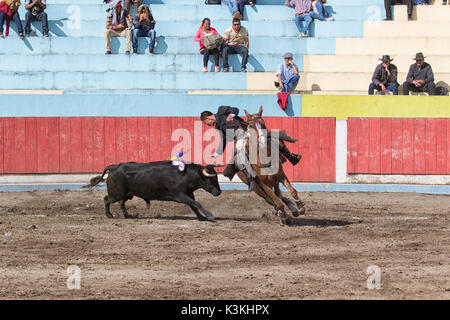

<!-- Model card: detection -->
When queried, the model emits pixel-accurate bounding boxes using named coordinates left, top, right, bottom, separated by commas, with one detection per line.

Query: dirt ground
left=0, top=188, right=449, bottom=300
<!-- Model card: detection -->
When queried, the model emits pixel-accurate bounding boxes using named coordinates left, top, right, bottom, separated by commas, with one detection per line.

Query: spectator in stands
left=105, top=0, right=133, bottom=55
left=275, top=52, right=300, bottom=92
left=132, top=4, right=156, bottom=55
left=368, top=55, right=398, bottom=95
left=402, top=52, right=436, bottom=96
left=194, top=18, right=220, bottom=72
left=384, top=0, right=413, bottom=21
left=237, top=1, right=256, bottom=20
left=24, top=0, right=48, bottom=37
left=416, top=0, right=430, bottom=4
left=443, top=0, right=448, bottom=5
left=0, top=0, right=24, bottom=39
left=222, top=18, right=249, bottom=72
left=285, top=0, right=313, bottom=38
left=125, top=0, right=142, bottom=14
left=223, top=0, right=242, bottom=20
left=310, top=0, right=334, bottom=21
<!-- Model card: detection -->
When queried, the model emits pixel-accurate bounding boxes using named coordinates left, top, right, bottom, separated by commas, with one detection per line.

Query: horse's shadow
left=288, top=217, right=354, bottom=227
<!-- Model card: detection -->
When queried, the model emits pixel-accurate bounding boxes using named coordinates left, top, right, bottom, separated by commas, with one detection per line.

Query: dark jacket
left=371, top=63, right=398, bottom=86
left=214, top=106, right=247, bottom=155
left=406, top=62, right=434, bottom=85
left=133, top=13, right=155, bottom=30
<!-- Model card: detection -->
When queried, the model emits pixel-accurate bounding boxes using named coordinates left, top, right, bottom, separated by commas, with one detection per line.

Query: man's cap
left=413, top=52, right=426, bottom=60
left=283, top=52, right=293, bottom=59
left=379, top=55, right=393, bottom=62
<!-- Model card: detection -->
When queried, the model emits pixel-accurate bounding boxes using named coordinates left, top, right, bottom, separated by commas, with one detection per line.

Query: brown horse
left=237, top=106, right=306, bottom=226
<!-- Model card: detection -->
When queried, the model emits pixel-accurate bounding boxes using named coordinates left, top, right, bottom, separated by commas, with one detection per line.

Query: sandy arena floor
left=0, top=189, right=449, bottom=299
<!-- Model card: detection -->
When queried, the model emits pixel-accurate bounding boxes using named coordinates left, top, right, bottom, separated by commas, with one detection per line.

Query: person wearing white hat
left=275, top=52, right=300, bottom=92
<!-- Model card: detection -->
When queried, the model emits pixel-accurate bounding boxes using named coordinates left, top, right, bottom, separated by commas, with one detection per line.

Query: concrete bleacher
left=0, top=0, right=448, bottom=118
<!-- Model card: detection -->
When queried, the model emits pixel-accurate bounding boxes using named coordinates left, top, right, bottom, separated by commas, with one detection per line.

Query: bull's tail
left=82, top=165, right=119, bottom=189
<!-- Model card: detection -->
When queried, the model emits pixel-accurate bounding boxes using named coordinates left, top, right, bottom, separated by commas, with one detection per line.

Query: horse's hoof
left=292, top=210, right=300, bottom=218
left=298, top=206, right=306, bottom=215
left=278, top=210, right=291, bottom=226
left=105, top=213, right=113, bottom=219
left=206, top=215, right=216, bottom=222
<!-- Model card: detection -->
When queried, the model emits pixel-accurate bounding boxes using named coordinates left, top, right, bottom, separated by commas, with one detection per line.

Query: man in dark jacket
left=368, top=55, right=398, bottom=95
left=201, top=106, right=302, bottom=191
left=402, top=52, right=436, bottom=96
left=132, top=4, right=156, bottom=54
left=24, top=0, right=48, bottom=37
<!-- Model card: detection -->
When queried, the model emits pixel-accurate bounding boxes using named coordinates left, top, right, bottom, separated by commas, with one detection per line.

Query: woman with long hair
left=194, top=18, right=220, bottom=72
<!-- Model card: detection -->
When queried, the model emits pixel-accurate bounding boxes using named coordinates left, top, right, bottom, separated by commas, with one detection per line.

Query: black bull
left=85, top=161, right=223, bottom=221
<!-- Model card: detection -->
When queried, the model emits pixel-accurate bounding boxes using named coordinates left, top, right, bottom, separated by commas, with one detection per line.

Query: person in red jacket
left=194, top=18, right=220, bottom=72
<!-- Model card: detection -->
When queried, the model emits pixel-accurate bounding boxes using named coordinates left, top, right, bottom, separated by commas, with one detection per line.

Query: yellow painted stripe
left=0, top=90, right=63, bottom=95
left=302, top=95, right=450, bottom=120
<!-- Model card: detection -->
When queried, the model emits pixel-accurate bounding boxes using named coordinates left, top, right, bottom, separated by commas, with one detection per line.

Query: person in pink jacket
left=194, top=18, right=220, bottom=72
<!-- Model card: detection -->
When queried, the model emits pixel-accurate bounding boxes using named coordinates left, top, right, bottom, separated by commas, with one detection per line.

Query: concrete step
left=0, top=53, right=295, bottom=73
left=394, top=3, right=450, bottom=21
left=364, top=20, right=450, bottom=37
left=0, top=36, right=335, bottom=55
left=336, top=37, right=450, bottom=55
left=13, top=4, right=384, bottom=22
left=0, top=91, right=302, bottom=117
left=303, top=55, right=450, bottom=73
left=246, top=71, right=450, bottom=92
left=5, top=19, right=364, bottom=38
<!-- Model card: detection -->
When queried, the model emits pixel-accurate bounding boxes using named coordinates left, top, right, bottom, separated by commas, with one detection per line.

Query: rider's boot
left=242, top=168, right=258, bottom=191
left=279, top=141, right=302, bottom=166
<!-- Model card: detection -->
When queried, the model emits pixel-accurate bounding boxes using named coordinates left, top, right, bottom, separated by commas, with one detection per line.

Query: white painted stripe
left=335, top=120, right=348, bottom=184
left=0, top=90, right=63, bottom=95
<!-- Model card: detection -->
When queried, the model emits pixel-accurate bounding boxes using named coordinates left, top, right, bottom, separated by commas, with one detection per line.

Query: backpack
left=205, top=0, right=221, bottom=4
left=435, top=86, right=449, bottom=96
left=201, top=33, right=223, bottom=50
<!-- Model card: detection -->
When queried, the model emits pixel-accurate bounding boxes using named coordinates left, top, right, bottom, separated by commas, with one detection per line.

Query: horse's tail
left=82, top=164, right=119, bottom=188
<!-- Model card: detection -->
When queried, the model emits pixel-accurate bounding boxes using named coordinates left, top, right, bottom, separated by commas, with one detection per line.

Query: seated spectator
left=125, top=0, right=142, bottom=14
left=222, top=0, right=242, bottom=20
left=416, top=0, right=430, bottom=4
left=222, top=18, right=249, bottom=72
left=275, top=52, right=300, bottom=93
left=310, top=0, right=334, bottom=21
left=237, top=0, right=256, bottom=20
left=285, top=0, right=313, bottom=38
left=105, top=0, right=133, bottom=55
left=0, top=0, right=24, bottom=39
left=402, top=52, right=436, bottom=96
left=194, top=18, right=220, bottom=72
left=384, top=0, right=413, bottom=21
left=368, top=55, right=398, bottom=95
left=132, top=4, right=156, bottom=55
left=24, top=0, right=48, bottom=37
left=443, top=0, right=448, bottom=5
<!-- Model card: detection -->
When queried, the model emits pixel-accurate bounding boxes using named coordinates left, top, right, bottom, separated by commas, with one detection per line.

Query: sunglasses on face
left=233, top=23, right=240, bottom=26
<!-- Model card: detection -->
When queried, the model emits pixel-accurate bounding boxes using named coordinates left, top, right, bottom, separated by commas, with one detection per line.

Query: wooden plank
left=126, top=117, right=139, bottom=162
left=308, top=118, right=320, bottom=181
left=181, top=117, right=194, bottom=163
left=346, top=118, right=357, bottom=174
left=70, top=117, right=83, bottom=173
left=425, top=118, right=437, bottom=174
left=368, top=118, right=381, bottom=174
left=104, top=117, right=116, bottom=166
left=356, top=118, right=369, bottom=173
left=297, top=117, right=309, bottom=181
left=25, top=117, right=38, bottom=174
left=435, top=118, right=447, bottom=175
left=59, top=117, right=71, bottom=173
left=413, top=118, right=426, bottom=174
left=36, top=117, right=49, bottom=173
left=3, top=118, right=14, bottom=173
left=379, top=118, right=392, bottom=174
left=0, top=118, right=3, bottom=174
left=149, top=117, right=161, bottom=162
left=448, top=119, right=450, bottom=174
left=81, top=117, right=94, bottom=172
left=136, top=117, right=150, bottom=163
left=319, top=117, right=334, bottom=181
left=14, top=118, right=26, bottom=173
left=281, top=117, right=294, bottom=181
left=171, top=117, right=184, bottom=161
left=391, top=118, right=403, bottom=173
left=48, top=117, right=60, bottom=173
left=115, top=117, right=128, bottom=164
left=402, top=118, right=414, bottom=174
left=160, top=117, right=172, bottom=161
left=92, top=117, right=105, bottom=172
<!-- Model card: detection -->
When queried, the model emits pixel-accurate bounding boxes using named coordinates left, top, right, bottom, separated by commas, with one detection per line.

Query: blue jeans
left=132, top=28, right=156, bottom=50
left=238, top=0, right=253, bottom=15
left=280, top=74, right=300, bottom=92
left=223, top=0, right=238, bottom=15
left=294, top=14, right=313, bottom=35
left=0, top=11, right=24, bottom=34
left=368, top=82, right=398, bottom=95
left=309, top=1, right=330, bottom=20
left=25, top=10, right=48, bottom=35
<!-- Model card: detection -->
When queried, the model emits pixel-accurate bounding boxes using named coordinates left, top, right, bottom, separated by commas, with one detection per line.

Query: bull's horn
left=202, top=169, right=217, bottom=177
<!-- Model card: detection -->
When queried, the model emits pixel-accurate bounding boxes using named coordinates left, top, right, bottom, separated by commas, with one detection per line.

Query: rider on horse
left=200, top=106, right=302, bottom=191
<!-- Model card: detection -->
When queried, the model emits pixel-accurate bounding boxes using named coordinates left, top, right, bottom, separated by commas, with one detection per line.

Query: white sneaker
left=300, top=33, right=308, bottom=38
left=325, top=17, right=335, bottom=21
